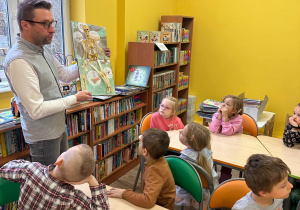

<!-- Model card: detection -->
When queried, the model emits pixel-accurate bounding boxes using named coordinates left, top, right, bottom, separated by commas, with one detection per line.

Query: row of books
left=137, top=30, right=178, bottom=44
left=177, top=98, right=187, bottom=115
left=93, top=109, right=142, bottom=142
left=93, top=95, right=143, bottom=123
left=182, top=28, right=190, bottom=42
left=180, top=50, right=191, bottom=65
left=94, top=142, right=139, bottom=180
left=68, top=134, right=88, bottom=148
left=0, top=128, right=28, bottom=158
left=1, top=201, right=18, bottom=210
left=153, top=70, right=176, bottom=91
left=178, top=72, right=189, bottom=90
left=66, top=110, right=89, bottom=136
left=152, top=88, right=173, bottom=110
left=196, top=99, right=222, bottom=119
left=154, top=47, right=179, bottom=67
left=94, top=126, right=138, bottom=160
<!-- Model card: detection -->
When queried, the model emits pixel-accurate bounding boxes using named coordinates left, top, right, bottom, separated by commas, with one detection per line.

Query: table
left=73, top=184, right=166, bottom=210
left=257, top=135, right=300, bottom=179
left=106, top=186, right=167, bottom=210
left=167, top=130, right=270, bottom=170
left=202, top=111, right=275, bottom=136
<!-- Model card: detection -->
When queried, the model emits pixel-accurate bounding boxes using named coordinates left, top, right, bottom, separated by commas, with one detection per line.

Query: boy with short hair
left=232, top=154, right=293, bottom=210
left=107, top=128, right=176, bottom=209
left=0, top=144, right=109, bottom=209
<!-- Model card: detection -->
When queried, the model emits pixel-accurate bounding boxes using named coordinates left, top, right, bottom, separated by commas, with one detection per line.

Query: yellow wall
left=0, top=92, right=13, bottom=109
left=177, top=0, right=300, bottom=138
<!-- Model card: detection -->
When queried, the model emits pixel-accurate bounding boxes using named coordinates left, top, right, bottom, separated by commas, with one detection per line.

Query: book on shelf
left=160, top=31, right=171, bottom=44
left=71, top=21, right=116, bottom=96
left=149, top=31, right=161, bottom=43
left=115, top=65, right=151, bottom=95
left=137, top=30, right=149, bottom=43
left=153, top=70, right=176, bottom=91
left=161, top=22, right=182, bottom=42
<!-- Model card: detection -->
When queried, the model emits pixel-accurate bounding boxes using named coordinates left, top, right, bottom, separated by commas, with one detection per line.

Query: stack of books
left=196, top=99, right=222, bottom=119
left=0, top=109, right=20, bottom=129
left=243, top=98, right=262, bottom=108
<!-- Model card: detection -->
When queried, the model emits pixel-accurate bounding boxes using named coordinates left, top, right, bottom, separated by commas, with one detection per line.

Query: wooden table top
left=167, top=130, right=270, bottom=170
left=257, top=135, right=300, bottom=179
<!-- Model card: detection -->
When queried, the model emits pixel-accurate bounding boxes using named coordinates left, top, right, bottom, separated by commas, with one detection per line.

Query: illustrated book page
left=71, top=21, right=116, bottom=96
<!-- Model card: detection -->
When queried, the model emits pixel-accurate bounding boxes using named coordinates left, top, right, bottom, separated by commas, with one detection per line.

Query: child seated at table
left=150, top=96, right=184, bottom=131
left=283, top=103, right=300, bottom=147
left=107, top=128, right=176, bottom=209
left=209, top=94, right=244, bottom=183
left=0, top=144, right=109, bottom=209
left=176, top=122, right=218, bottom=209
left=232, top=154, right=293, bottom=210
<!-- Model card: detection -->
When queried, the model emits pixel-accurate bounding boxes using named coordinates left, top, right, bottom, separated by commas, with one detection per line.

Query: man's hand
left=104, top=48, right=111, bottom=58
left=107, top=187, right=125, bottom=198
left=75, top=91, right=92, bottom=102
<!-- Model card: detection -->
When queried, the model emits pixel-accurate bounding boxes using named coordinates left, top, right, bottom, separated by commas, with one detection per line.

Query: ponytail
left=197, top=151, right=213, bottom=179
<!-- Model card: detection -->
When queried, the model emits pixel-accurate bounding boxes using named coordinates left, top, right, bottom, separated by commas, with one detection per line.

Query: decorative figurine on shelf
left=71, top=21, right=116, bottom=96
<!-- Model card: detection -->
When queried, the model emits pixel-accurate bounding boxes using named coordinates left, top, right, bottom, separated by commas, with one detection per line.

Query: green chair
left=0, top=177, right=21, bottom=206
left=166, top=155, right=204, bottom=210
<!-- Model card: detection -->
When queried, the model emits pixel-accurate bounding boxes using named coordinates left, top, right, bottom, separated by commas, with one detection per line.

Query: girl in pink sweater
left=209, top=95, right=243, bottom=135
left=150, top=97, right=184, bottom=131
left=209, top=94, right=243, bottom=183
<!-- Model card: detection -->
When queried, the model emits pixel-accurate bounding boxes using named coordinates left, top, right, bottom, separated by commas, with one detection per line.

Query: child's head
left=222, top=95, right=243, bottom=117
left=179, top=122, right=212, bottom=177
left=139, top=128, right=170, bottom=159
left=245, top=154, right=292, bottom=199
left=159, top=97, right=178, bottom=119
left=55, top=144, right=95, bottom=182
left=292, top=103, right=300, bottom=125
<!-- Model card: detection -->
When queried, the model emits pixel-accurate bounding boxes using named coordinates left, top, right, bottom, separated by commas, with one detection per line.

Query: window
left=0, top=0, right=71, bottom=92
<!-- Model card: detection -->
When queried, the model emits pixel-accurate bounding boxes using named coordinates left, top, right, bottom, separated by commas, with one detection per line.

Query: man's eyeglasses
left=24, top=20, right=57, bottom=29
left=159, top=104, right=171, bottom=111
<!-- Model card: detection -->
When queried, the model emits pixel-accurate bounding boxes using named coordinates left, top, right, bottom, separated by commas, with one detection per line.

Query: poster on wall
left=70, top=21, right=116, bottom=96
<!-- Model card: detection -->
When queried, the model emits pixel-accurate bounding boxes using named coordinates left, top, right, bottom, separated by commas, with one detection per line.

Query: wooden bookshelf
left=0, top=90, right=147, bottom=185
left=128, top=16, right=193, bottom=124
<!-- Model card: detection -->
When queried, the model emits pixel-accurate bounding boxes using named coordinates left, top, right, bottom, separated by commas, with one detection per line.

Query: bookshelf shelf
left=178, top=86, right=189, bottom=92
left=67, top=130, right=90, bottom=141
left=97, top=140, right=139, bottom=161
left=0, top=124, right=21, bottom=133
left=153, top=83, right=177, bottom=93
left=0, top=150, right=30, bottom=166
left=153, top=63, right=178, bottom=69
left=128, top=16, right=193, bottom=124
left=93, top=120, right=142, bottom=145
left=93, top=103, right=146, bottom=126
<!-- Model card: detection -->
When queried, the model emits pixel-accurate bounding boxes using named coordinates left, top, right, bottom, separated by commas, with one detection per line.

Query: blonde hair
left=60, top=144, right=95, bottom=182
left=185, top=122, right=213, bottom=178
left=222, top=95, right=244, bottom=116
left=162, top=96, right=179, bottom=116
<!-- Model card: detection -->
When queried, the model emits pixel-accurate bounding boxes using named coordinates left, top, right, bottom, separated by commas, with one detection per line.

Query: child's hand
left=107, top=187, right=125, bottom=198
left=289, top=117, right=299, bottom=127
left=221, top=106, right=229, bottom=122
left=217, top=106, right=223, bottom=120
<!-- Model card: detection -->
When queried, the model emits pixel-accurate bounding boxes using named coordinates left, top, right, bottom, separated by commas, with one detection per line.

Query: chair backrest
left=208, top=178, right=251, bottom=209
left=242, top=113, right=259, bottom=137
left=0, top=178, right=21, bottom=206
left=285, top=113, right=291, bottom=126
left=165, top=156, right=203, bottom=205
left=140, top=112, right=153, bottom=134
left=187, top=160, right=214, bottom=195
